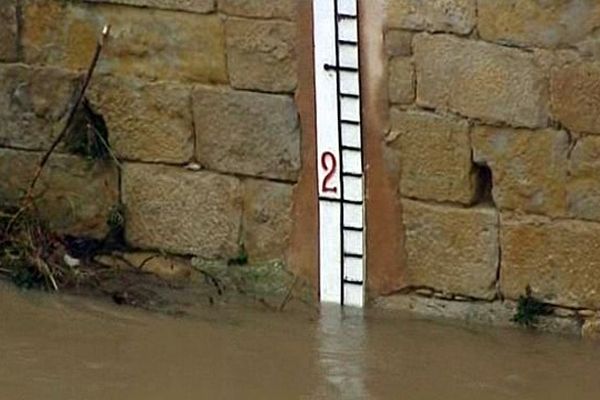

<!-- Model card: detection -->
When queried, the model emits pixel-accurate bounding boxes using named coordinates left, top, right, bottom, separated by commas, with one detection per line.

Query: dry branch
left=24, top=25, right=112, bottom=203
left=1, top=25, right=112, bottom=291
left=3, top=25, right=111, bottom=238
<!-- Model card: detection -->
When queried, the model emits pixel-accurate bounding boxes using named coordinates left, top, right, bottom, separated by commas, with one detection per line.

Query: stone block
left=402, top=199, right=499, bottom=299
left=22, top=0, right=227, bottom=83
left=388, top=109, right=475, bottom=204
left=193, top=87, right=300, bottom=181
left=0, top=148, right=119, bottom=238
left=551, top=62, right=600, bottom=134
left=95, top=252, right=193, bottom=281
left=582, top=318, right=600, bottom=340
left=0, top=0, right=18, bottom=61
left=414, top=34, right=548, bottom=128
left=567, top=135, right=600, bottom=222
left=533, top=48, right=582, bottom=77
left=376, top=294, right=580, bottom=335
left=576, top=31, right=600, bottom=58
left=478, top=0, right=600, bottom=48
left=472, top=126, right=569, bottom=217
left=501, top=215, right=600, bottom=309
left=225, top=18, right=297, bottom=93
left=84, top=0, right=215, bottom=13
left=0, top=64, right=80, bottom=150
left=219, top=0, right=296, bottom=20
left=386, top=0, right=475, bottom=34
left=388, top=57, right=414, bottom=104
left=385, top=29, right=412, bottom=57
left=122, top=163, right=242, bottom=258
left=242, top=179, right=294, bottom=262
left=375, top=294, right=516, bottom=327
left=87, top=76, right=193, bottom=163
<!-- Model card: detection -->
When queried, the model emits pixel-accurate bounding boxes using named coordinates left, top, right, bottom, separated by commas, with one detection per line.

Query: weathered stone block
left=122, top=252, right=192, bottom=280
left=193, top=87, right=300, bottom=181
left=376, top=294, right=580, bottom=335
left=84, top=0, right=214, bottom=13
left=0, top=148, right=119, bottom=238
left=122, top=163, right=242, bottom=258
left=478, top=0, right=600, bottom=49
left=551, top=62, right=600, bottom=134
left=220, top=0, right=296, bottom=20
left=472, top=126, right=569, bottom=217
left=582, top=318, right=600, bottom=340
left=95, top=252, right=193, bottom=281
left=534, top=48, right=582, bottom=77
left=242, top=179, right=294, bottom=262
left=388, top=109, right=475, bottom=204
left=385, top=29, right=412, bottom=57
left=576, top=31, right=600, bottom=58
left=567, top=135, right=600, bottom=222
left=376, top=294, right=516, bottom=327
left=386, top=0, right=475, bottom=34
left=225, top=18, right=297, bottom=93
left=402, top=199, right=499, bottom=299
left=388, top=57, right=414, bottom=104
left=22, top=0, right=227, bottom=83
left=414, top=34, right=548, bottom=128
left=501, top=215, right=600, bottom=309
left=0, top=64, right=80, bottom=150
left=0, top=0, right=18, bottom=61
left=88, top=76, right=193, bottom=163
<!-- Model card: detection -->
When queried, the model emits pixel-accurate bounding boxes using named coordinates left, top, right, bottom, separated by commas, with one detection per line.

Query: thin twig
left=3, top=207, right=25, bottom=235
left=278, top=276, right=299, bottom=312
left=24, top=25, right=111, bottom=204
left=192, top=266, right=225, bottom=295
left=92, top=124, right=122, bottom=167
left=32, top=255, right=59, bottom=291
left=4, top=25, right=111, bottom=236
left=137, top=255, right=158, bottom=270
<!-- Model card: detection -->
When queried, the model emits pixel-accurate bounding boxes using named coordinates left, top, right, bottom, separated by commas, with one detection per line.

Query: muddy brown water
left=1, top=282, right=600, bottom=400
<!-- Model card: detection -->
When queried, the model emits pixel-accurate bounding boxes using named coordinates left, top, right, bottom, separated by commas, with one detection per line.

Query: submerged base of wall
left=374, top=293, right=600, bottom=339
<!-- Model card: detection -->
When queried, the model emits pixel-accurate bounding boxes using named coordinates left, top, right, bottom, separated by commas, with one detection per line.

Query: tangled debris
left=0, top=204, right=154, bottom=312
left=0, top=25, right=113, bottom=292
left=1, top=207, right=68, bottom=290
left=0, top=24, right=165, bottom=310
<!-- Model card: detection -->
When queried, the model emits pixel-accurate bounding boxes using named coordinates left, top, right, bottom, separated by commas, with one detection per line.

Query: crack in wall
left=14, top=0, right=23, bottom=62
left=472, top=161, right=494, bottom=206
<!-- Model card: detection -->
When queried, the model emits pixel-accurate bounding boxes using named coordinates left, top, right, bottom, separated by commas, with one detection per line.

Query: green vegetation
left=512, top=285, right=553, bottom=328
left=105, top=202, right=126, bottom=248
left=227, top=243, right=248, bottom=266
left=192, top=258, right=313, bottom=310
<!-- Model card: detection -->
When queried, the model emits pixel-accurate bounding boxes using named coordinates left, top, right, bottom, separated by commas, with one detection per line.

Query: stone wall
left=0, top=0, right=299, bottom=262
left=383, top=0, right=600, bottom=333
left=4, top=0, right=600, bottom=334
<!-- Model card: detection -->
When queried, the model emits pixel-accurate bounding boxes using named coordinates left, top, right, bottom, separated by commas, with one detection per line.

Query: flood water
left=1, top=282, right=600, bottom=400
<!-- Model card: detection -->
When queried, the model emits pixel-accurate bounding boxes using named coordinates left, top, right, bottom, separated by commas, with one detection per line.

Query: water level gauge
left=313, top=0, right=365, bottom=307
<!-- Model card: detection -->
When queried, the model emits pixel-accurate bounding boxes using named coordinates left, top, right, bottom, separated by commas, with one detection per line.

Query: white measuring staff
left=313, top=0, right=365, bottom=307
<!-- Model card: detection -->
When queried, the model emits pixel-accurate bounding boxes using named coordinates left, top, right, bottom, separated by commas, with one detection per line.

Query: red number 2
left=321, top=151, right=338, bottom=193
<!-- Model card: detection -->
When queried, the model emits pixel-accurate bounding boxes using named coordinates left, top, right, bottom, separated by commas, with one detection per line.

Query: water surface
left=1, top=283, right=599, bottom=399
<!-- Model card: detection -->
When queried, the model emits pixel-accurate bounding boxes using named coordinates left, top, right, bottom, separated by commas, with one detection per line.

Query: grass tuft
left=512, top=285, right=553, bottom=328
